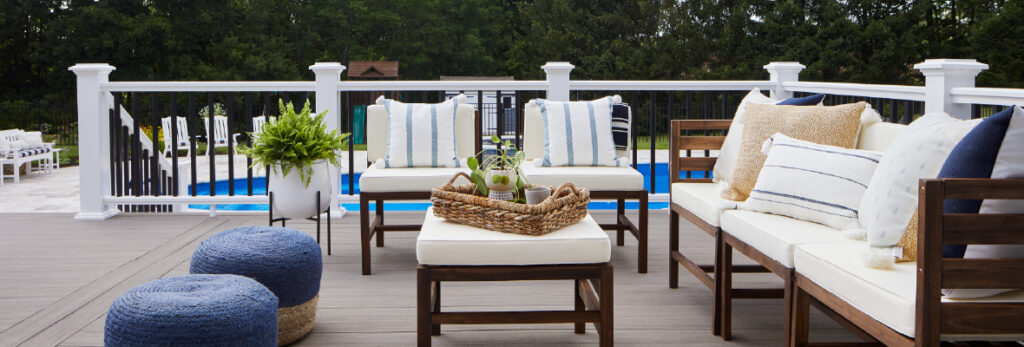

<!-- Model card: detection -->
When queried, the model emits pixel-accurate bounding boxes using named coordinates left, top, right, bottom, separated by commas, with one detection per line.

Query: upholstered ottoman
left=416, top=208, right=614, bottom=347
left=105, top=274, right=278, bottom=346
left=190, top=226, right=322, bottom=345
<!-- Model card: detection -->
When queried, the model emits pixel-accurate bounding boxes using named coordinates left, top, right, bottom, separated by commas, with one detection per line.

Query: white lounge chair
left=203, top=116, right=240, bottom=156
left=161, top=117, right=191, bottom=157
left=252, top=116, right=272, bottom=137
left=0, top=129, right=55, bottom=184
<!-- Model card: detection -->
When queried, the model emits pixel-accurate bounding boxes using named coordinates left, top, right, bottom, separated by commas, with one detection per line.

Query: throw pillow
left=776, top=93, right=826, bottom=106
left=723, top=102, right=866, bottom=201
left=379, top=94, right=465, bottom=168
left=939, top=105, right=1024, bottom=298
left=611, top=104, right=630, bottom=152
left=534, top=96, right=623, bottom=167
left=740, top=133, right=882, bottom=229
left=858, top=112, right=980, bottom=269
left=24, top=131, right=44, bottom=148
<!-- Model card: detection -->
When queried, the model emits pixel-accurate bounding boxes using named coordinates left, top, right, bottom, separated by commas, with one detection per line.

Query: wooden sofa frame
left=359, top=112, right=482, bottom=275
left=417, top=263, right=613, bottom=347
left=792, top=178, right=1024, bottom=347
left=667, top=120, right=782, bottom=339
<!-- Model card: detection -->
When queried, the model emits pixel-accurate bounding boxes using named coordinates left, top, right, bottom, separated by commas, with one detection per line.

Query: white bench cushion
left=671, top=182, right=738, bottom=227
left=721, top=210, right=856, bottom=267
left=519, top=159, right=644, bottom=191
left=358, top=161, right=469, bottom=193
left=417, top=208, right=611, bottom=266
left=795, top=243, right=1024, bottom=339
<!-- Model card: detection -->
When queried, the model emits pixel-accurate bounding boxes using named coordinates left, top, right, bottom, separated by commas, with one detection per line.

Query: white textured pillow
left=534, top=96, right=623, bottom=167
left=24, top=131, right=44, bottom=148
left=0, top=137, right=10, bottom=155
left=379, top=94, right=465, bottom=168
left=947, top=106, right=1024, bottom=298
left=740, top=133, right=882, bottom=229
left=857, top=112, right=979, bottom=265
left=713, top=88, right=774, bottom=186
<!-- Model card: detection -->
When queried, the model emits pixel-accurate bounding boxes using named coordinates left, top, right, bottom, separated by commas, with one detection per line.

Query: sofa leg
left=669, top=209, right=679, bottom=289
left=720, top=238, right=733, bottom=341
left=431, top=281, right=441, bottom=336
left=638, top=192, right=648, bottom=274
left=791, top=282, right=810, bottom=347
left=375, top=199, right=385, bottom=247
left=417, top=266, right=432, bottom=347
left=783, top=269, right=795, bottom=347
left=615, top=198, right=625, bottom=246
left=574, top=279, right=585, bottom=334
left=712, top=233, right=723, bottom=336
left=360, top=195, right=372, bottom=275
left=599, top=263, right=614, bottom=347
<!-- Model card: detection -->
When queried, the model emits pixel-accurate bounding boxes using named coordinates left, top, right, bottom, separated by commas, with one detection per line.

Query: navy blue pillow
left=939, top=106, right=1016, bottom=258
left=611, top=104, right=630, bottom=151
left=777, top=93, right=825, bottom=106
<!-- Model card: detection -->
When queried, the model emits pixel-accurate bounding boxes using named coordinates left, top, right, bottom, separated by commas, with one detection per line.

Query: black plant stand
left=269, top=191, right=332, bottom=255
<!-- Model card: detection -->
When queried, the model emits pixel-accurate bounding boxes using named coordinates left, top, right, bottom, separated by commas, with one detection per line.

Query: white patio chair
left=357, top=101, right=477, bottom=275
left=519, top=99, right=649, bottom=273
left=160, top=117, right=191, bottom=157
left=203, top=116, right=240, bottom=156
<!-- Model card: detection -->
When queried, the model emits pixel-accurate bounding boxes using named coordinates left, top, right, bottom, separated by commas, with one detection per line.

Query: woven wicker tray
left=430, top=172, right=590, bottom=236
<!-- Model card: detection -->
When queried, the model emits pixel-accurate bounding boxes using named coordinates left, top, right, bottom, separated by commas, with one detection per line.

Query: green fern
left=237, top=99, right=350, bottom=187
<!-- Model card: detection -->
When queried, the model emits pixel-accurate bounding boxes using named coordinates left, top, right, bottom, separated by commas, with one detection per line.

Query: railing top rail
left=337, top=80, right=548, bottom=91
left=102, top=81, right=316, bottom=92
left=783, top=81, right=926, bottom=101
left=569, top=80, right=774, bottom=91
left=951, top=87, right=1024, bottom=106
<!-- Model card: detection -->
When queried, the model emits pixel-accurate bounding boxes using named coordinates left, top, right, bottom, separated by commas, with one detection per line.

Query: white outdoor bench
left=416, top=208, right=613, bottom=346
left=0, top=129, right=55, bottom=184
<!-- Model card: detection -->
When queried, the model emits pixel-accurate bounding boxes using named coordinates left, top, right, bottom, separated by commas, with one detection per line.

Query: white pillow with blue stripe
left=533, top=96, right=626, bottom=167
left=378, top=94, right=464, bottom=168
left=739, top=133, right=882, bottom=230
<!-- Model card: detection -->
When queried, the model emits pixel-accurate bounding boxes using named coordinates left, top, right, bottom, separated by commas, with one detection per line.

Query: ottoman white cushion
left=417, top=208, right=611, bottom=266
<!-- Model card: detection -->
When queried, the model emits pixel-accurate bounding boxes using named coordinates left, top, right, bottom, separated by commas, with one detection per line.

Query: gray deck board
left=0, top=210, right=859, bottom=346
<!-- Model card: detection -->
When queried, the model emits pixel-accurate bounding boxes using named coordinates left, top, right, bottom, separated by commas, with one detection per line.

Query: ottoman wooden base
left=416, top=263, right=613, bottom=347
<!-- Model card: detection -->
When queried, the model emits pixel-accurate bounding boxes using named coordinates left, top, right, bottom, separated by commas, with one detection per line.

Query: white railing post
left=542, top=62, right=574, bottom=101
left=914, top=59, right=988, bottom=119
left=763, top=62, right=805, bottom=100
left=70, top=63, right=119, bottom=220
left=310, top=62, right=347, bottom=218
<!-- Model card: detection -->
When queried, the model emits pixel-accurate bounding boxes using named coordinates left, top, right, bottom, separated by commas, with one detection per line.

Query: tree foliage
left=1, top=0, right=1021, bottom=106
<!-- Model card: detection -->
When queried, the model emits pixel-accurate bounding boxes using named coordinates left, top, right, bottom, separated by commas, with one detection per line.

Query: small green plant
left=238, top=99, right=349, bottom=187
left=466, top=135, right=530, bottom=201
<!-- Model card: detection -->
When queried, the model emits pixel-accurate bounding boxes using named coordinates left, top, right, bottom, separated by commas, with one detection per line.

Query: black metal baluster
left=346, top=91, right=354, bottom=195
left=114, top=95, right=124, bottom=199
left=264, top=92, right=272, bottom=190
left=109, top=108, right=117, bottom=196
left=649, top=92, right=656, bottom=194
left=208, top=93, right=216, bottom=197
left=477, top=90, right=484, bottom=159
left=226, top=93, right=235, bottom=196
left=150, top=93, right=161, bottom=201
left=496, top=90, right=503, bottom=150
left=631, top=92, right=638, bottom=169
left=667, top=92, right=674, bottom=180
left=685, top=91, right=692, bottom=179
left=245, top=93, right=254, bottom=196
left=188, top=94, right=198, bottom=196
left=170, top=93, right=179, bottom=196
left=131, top=93, right=141, bottom=212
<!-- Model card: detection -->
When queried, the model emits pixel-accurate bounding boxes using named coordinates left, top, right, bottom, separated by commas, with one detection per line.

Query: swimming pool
left=188, top=163, right=707, bottom=211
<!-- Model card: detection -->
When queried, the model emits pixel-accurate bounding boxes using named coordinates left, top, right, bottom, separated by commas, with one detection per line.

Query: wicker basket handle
left=443, top=172, right=474, bottom=188
left=553, top=182, right=579, bottom=197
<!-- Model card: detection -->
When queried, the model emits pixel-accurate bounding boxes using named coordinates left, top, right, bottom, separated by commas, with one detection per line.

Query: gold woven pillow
left=723, top=102, right=867, bottom=201
left=895, top=211, right=919, bottom=262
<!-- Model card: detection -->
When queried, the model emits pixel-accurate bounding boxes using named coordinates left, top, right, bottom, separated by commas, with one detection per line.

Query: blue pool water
left=189, top=163, right=707, bottom=211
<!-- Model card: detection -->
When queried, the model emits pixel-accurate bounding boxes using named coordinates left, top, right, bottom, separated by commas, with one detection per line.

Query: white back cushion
left=856, top=121, right=905, bottom=152
left=367, top=102, right=476, bottom=163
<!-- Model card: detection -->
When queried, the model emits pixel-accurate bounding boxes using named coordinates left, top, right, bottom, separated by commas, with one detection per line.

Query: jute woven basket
left=430, top=172, right=590, bottom=236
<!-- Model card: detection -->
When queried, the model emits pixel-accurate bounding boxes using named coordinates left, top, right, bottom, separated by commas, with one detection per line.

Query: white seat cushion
left=417, top=208, right=611, bottom=266
left=358, top=161, right=469, bottom=193
left=519, top=159, right=644, bottom=191
left=671, top=182, right=739, bottom=227
left=795, top=243, right=1024, bottom=339
left=721, top=210, right=857, bottom=267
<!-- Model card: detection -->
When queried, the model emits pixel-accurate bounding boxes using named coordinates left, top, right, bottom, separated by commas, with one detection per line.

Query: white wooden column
left=70, top=64, right=119, bottom=220
left=542, top=62, right=574, bottom=101
left=310, top=62, right=347, bottom=218
left=915, top=59, right=988, bottom=119
left=763, top=62, right=805, bottom=100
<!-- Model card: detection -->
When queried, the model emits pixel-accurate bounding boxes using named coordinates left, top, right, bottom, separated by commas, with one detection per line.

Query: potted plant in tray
left=467, top=135, right=530, bottom=202
left=239, top=100, right=349, bottom=219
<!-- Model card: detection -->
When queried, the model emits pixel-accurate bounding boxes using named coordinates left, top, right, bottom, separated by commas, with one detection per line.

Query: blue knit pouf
left=190, top=226, right=322, bottom=345
left=105, top=274, right=278, bottom=347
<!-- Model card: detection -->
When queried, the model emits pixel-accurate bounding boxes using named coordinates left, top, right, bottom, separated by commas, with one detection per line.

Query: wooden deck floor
left=0, top=210, right=860, bottom=346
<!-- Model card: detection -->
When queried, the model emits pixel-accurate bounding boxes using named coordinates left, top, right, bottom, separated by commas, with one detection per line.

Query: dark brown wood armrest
left=669, top=119, right=733, bottom=183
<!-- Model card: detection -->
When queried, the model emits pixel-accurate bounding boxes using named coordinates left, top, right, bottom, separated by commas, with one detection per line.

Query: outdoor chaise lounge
left=520, top=99, right=650, bottom=273
left=0, top=129, right=55, bottom=184
left=204, top=115, right=240, bottom=156
left=161, top=116, right=191, bottom=157
left=358, top=97, right=477, bottom=275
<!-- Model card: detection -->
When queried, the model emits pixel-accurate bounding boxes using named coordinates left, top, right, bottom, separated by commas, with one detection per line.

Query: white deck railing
left=70, top=59, right=1020, bottom=220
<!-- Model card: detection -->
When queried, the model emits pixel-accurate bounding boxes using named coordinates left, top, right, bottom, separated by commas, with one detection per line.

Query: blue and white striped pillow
left=739, top=133, right=882, bottom=230
left=378, top=95, right=464, bottom=168
left=533, top=96, right=624, bottom=167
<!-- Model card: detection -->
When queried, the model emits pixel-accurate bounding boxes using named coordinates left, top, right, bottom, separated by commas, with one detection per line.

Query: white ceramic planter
left=485, top=169, right=517, bottom=192
left=269, top=160, right=331, bottom=219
